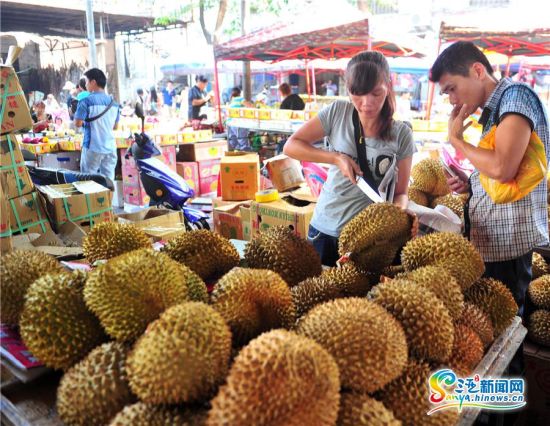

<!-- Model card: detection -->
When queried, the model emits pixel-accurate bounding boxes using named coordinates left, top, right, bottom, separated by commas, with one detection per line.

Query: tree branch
left=199, top=0, right=213, bottom=45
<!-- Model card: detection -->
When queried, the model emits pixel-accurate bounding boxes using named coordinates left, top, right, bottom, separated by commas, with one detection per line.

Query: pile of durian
left=527, top=253, right=550, bottom=347
left=408, top=158, right=467, bottom=218
left=0, top=205, right=521, bottom=426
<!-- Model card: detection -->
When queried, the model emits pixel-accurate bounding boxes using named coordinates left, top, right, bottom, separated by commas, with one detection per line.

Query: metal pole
left=85, top=0, right=97, bottom=67
left=214, top=57, right=224, bottom=131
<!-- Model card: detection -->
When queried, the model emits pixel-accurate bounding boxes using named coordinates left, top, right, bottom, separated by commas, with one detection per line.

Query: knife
left=356, top=176, right=384, bottom=203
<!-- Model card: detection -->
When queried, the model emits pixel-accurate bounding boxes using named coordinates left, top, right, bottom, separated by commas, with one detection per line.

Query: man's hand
left=444, top=164, right=470, bottom=194
left=334, top=153, right=362, bottom=184
left=448, top=104, right=473, bottom=145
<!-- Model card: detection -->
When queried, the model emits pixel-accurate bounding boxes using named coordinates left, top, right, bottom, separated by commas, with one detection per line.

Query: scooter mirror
left=135, top=102, right=145, bottom=119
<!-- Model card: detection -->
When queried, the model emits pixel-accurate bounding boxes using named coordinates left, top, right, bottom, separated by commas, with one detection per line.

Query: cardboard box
left=240, top=204, right=252, bottom=241
left=198, top=159, right=220, bottom=195
left=0, top=134, right=34, bottom=199
left=213, top=201, right=251, bottom=240
left=161, top=145, right=177, bottom=171
left=120, top=146, right=176, bottom=172
left=176, top=162, right=199, bottom=192
left=264, top=154, right=305, bottom=192
left=122, top=182, right=150, bottom=206
left=58, top=139, right=82, bottom=151
left=37, top=151, right=80, bottom=171
left=250, top=196, right=316, bottom=238
left=117, top=207, right=185, bottom=240
left=220, top=153, right=260, bottom=201
left=155, top=133, right=179, bottom=146
left=524, top=341, right=550, bottom=415
left=37, top=181, right=113, bottom=232
left=177, top=139, right=228, bottom=162
left=7, top=191, right=52, bottom=236
left=0, top=65, right=33, bottom=134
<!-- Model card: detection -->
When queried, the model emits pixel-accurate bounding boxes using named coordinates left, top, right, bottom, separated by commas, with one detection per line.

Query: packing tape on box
left=255, top=188, right=279, bottom=203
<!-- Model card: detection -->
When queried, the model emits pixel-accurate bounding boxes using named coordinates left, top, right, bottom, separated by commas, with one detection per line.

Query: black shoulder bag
left=352, top=108, right=379, bottom=194
left=85, top=97, right=115, bottom=123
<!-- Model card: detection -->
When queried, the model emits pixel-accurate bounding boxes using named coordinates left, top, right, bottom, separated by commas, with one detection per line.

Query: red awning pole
left=213, top=56, right=223, bottom=131
left=305, top=58, right=311, bottom=101
left=426, top=37, right=442, bottom=121
left=312, top=63, right=317, bottom=102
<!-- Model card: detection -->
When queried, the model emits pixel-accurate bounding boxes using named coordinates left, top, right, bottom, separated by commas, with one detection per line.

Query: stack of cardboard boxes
left=120, top=145, right=177, bottom=206
left=175, top=139, right=228, bottom=196
left=0, top=47, right=51, bottom=252
left=213, top=153, right=316, bottom=241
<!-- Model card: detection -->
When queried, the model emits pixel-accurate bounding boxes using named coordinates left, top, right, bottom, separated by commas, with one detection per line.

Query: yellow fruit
left=84, top=249, right=202, bottom=342
left=127, top=302, right=231, bottom=404
left=408, top=187, right=430, bottom=207
left=57, top=342, right=134, bottom=426
left=162, top=230, right=240, bottom=281
left=411, top=158, right=450, bottom=196
left=206, top=330, right=340, bottom=426
left=338, top=392, right=401, bottom=426
left=368, top=279, right=454, bottom=363
left=456, top=302, right=494, bottom=349
left=244, top=225, right=322, bottom=286
left=109, top=402, right=207, bottom=426
left=401, top=232, right=485, bottom=291
left=211, top=267, right=296, bottom=346
left=339, top=203, right=412, bottom=272
left=430, top=194, right=465, bottom=218
left=528, top=274, right=550, bottom=309
left=20, top=271, right=106, bottom=370
left=446, top=324, right=484, bottom=375
left=531, top=253, right=549, bottom=279
left=296, top=297, right=408, bottom=393
left=0, top=250, right=64, bottom=324
left=464, top=278, right=518, bottom=337
left=528, top=310, right=550, bottom=347
left=82, top=222, right=151, bottom=264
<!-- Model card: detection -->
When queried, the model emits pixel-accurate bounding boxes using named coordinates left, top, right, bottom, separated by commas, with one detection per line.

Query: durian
left=528, top=310, right=550, bottom=347
left=20, top=271, right=106, bottom=370
left=368, top=279, right=454, bottom=363
left=162, top=230, right=240, bottom=281
left=211, top=267, right=296, bottom=346
left=528, top=274, right=550, bottom=309
left=378, top=360, right=459, bottom=426
left=127, top=302, right=231, bottom=404
left=446, top=324, right=484, bottom=376
left=206, top=329, right=340, bottom=426
left=401, top=232, right=485, bottom=291
left=57, top=342, right=134, bottom=426
left=109, top=402, right=207, bottom=426
left=82, top=222, right=151, bottom=264
left=338, top=203, right=412, bottom=272
left=464, top=278, right=518, bottom=337
left=430, top=194, right=465, bottom=218
left=338, top=392, right=401, bottom=426
left=410, top=158, right=450, bottom=196
left=408, top=187, right=429, bottom=207
left=84, top=249, right=203, bottom=342
left=396, top=266, right=464, bottom=320
left=0, top=250, right=64, bottom=324
left=244, top=225, right=322, bottom=286
left=292, top=262, right=372, bottom=317
left=532, top=253, right=549, bottom=279
left=456, top=302, right=494, bottom=349
left=296, top=297, right=408, bottom=393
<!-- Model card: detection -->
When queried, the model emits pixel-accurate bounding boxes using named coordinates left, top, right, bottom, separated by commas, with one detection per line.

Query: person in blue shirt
left=74, top=68, right=120, bottom=181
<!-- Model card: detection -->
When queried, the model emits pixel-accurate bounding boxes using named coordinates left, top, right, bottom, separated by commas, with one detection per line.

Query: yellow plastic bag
left=478, top=125, right=547, bottom=203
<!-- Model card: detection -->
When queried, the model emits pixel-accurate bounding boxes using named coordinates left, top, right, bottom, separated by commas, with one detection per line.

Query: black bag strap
left=85, top=97, right=115, bottom=123
left=352, top=108, right=379, bottom=193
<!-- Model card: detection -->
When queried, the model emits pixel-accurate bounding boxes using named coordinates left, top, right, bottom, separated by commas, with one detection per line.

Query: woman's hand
left=444, top=165, right=470, bottom=194
left=334, top=152, right=362, bottom=184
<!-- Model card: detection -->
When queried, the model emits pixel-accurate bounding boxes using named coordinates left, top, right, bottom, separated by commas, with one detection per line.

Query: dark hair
left=279, top=82, right=291, bottom=96
left=430, top=41, right=494, bottom=83
left=150, top=86, right=158, bottom=102
left=196, top=75, right=208, bottom=83
left=137, top=88, right=144, bottom=96
left=78, top=77, right=87, bottom=90
left=84, top=68, right=107, bottom=88
left=231, top=87, right=241, bottom=97
left=345, top=51, right=395, bottom=141
left=167, top=80, right=174, bottom=84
